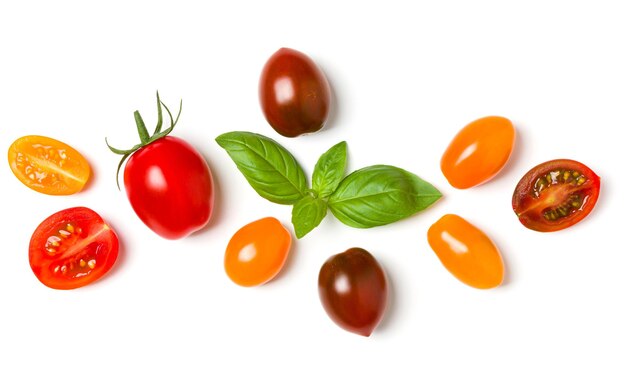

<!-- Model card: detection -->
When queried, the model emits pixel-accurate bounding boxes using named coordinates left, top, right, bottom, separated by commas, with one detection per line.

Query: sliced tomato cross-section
left=29, top=207, right=119, bottom=289
left=512, top=159, right=600, bottom=232
left=8, top=135, right=91, bottom=195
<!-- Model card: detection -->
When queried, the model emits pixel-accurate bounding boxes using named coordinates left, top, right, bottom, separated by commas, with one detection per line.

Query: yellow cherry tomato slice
left=441, top=116, right=515, bottom=189
left=427, top=214, right=504, bottom=289
left=8, top=135, right=91, bottom=195
left=224, top=217, right=291, bottom=287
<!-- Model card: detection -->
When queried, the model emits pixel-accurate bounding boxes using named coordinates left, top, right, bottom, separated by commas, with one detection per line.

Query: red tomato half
left=124, top=136, right=214, bottom=239
left=29, top=207, right=119, bottom=289
left=259, top=48, right=331, bottom=137
left=512, top=159, right=600, bottom=232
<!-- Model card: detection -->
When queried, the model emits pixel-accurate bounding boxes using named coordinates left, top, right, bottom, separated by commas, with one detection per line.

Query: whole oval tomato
left=29, top=207, right=119, bottom=290
left=259, top=47, right=331, bottom=138
left=318, top=248, right=388, bottom=337
left=512, top=159, right=600, bottom=232
left=8, top=135, right=91, bottom=195
left=441, top=116, right=515, bottom=189
left=224, top=217, right=291, bottom=287
left=124, top=136, right=214, bottom=239
left=107, top=93, right=214, bottom=239
left=428, top=214, right=504, bottom=289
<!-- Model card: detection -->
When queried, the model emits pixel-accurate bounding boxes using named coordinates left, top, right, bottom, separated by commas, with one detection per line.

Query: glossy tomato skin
left=8, top=135, right=91, bottom=195
left=124, top=136, right=214, bottom=239
left=441, top=116, right=515, bottom=189
left=224, top=217, right=291, bottom=287
left=29, top=207, right=119, bottom=290
left=428, top=214, right=504, bottom=289
left=318, top=248, right=388, bottom=337
left=259, top=47, right=331, bottom=137
left=512, top=159, right=600, bottom=232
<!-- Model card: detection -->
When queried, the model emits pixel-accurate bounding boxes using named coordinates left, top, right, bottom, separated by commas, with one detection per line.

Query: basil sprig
left=216, top=132, right=441, bottom=238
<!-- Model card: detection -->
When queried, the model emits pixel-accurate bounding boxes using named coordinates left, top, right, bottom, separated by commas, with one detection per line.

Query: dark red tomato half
left=29, top=207, right=119, bottom=290
left=259, top=47, right=331, bottom=138
left=512, top=159, right=600, bottom=232
left=124, top=136, right=214, bottom=240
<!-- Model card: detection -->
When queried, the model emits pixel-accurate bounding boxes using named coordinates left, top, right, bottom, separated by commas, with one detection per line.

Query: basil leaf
left=312, top=141, right=347, bottom=198
left=216, top=131, right=307, bottom=205
left=328, top=165, right=441, bottom=228
left=291, top=195, right=327, bottom=238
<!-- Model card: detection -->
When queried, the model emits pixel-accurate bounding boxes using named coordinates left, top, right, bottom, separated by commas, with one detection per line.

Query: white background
left=1, top=1, right=624, bottom=390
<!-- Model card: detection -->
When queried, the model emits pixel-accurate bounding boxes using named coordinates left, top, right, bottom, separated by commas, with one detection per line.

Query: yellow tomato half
left=8, top=135, right=91, bottom=195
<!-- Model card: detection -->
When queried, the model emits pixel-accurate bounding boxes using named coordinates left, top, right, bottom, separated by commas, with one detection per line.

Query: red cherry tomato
left=108, top=94, right=214, bottom=239
left=124, top=136, right=214, bottom=239
left=428, top=214, right=504, bottom=289
left=224, top=217, right=291, bottom=287
left=318, top=248, right=388, bottom=337
left=441, top=116, right=515, bottom=189
left=512, top=159, right=600, bottom=232
left=29, top=207, right=119, bottom=290
left=259, top=47, right=331, bottom=137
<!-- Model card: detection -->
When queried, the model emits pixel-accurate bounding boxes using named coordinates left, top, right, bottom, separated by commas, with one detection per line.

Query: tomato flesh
left=318, top=248, right=388, bottom=337
left=428, top=214, right=504, bottom=289
left=8, top=135, right=91, bottom=195
left=124, top=136, right=214, bottom=239
left=224, top=217, right=291, bottom=287
left=512, top=159, right=600, bottom=232
left=259, top=47, right=331, bottom=137
left=441, top=116, right=515, bottom=189
left=29, top=207, right=119, bottom=290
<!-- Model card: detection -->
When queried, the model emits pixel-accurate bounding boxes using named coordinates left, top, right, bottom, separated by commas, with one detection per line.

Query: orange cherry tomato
left=427, top=214, right=504, bottom=289
left=8, top=135, right=91, bottom=195
left=441, top=116, right=515, bottom=189
left=224, top=217, right=291, bottom=287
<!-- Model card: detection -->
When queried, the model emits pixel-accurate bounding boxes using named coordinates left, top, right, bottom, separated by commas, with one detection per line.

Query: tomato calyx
left=106, top=91, right=182, bottom=189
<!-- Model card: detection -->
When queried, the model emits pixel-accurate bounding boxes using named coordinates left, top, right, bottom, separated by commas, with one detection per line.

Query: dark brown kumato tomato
left=512, top=159, right=600, bottom=232
left=318, top=248, right=388, bottom=337
left=259, top=48, right=331, bottom=137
